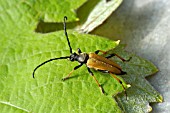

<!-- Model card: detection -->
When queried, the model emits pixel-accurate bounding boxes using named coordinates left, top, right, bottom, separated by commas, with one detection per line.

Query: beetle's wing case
left=86, top=53, right=122, bottom=74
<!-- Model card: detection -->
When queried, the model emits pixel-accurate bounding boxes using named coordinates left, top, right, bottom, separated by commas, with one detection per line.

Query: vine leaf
left=0, top=0, right=162, bottom=113
left=103, top=45, right=163, bottom=113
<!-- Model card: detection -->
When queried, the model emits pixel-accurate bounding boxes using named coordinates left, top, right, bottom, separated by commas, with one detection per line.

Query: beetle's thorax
left=77, top=53, right=89, bottom=63
left=70, top=52, right=89, bottom=63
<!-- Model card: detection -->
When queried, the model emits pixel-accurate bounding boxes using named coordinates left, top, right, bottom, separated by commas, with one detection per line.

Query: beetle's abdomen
left=86, top=53, right=122, bottom=74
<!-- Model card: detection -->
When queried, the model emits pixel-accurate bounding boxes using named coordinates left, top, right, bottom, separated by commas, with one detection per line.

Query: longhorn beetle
left=33, top=16, right=130, bottom=98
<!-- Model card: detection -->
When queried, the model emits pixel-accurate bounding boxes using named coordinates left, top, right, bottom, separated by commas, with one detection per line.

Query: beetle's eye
left=70, top=53, right=78, bottom=61
left=70, top=54, right=75, bottom=61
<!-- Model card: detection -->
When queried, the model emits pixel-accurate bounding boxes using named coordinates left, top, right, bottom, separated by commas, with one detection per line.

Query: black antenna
left=64, top=16, right=72, bottom=54
left=32, top=56, right=70, bottom=78
left=32, top=16, right=73, bottom=78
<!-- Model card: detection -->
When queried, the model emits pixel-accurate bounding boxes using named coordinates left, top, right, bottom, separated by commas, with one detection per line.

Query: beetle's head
left=69, top=49, right=88, bottom=63
left=69, top=52, right=78, bottom=62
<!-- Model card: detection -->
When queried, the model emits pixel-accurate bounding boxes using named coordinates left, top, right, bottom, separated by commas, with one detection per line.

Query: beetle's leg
left=87, top=67, right=105, bottom=94
left=62, top=63, right=83, bottom=81
left=109, top=72, right=127, bottom=100
left=98, top=69, right=126, bottom=75
left=95, top=50, right=107, bottom=54
left=95, top=50, right=129, bottom=61
left=98, top=70, right=109, bottom=73
left=105, top=53, right=130, bottom=62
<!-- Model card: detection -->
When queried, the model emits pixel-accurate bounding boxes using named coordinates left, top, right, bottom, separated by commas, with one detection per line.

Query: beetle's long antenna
left=32, top=56, right=70, bottom=78
left=64, top=16, right=72, bottom=54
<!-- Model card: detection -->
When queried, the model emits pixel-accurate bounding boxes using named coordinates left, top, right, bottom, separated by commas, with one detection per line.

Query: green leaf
left=0, top=28, right=125, bottom=112
left=0, top=0, right=162, bottom=113
left=103, top=45, right=163, bottom=113
left=35, top=0, right=123, bottom=33
left=25, top=0, right=87, bottom=22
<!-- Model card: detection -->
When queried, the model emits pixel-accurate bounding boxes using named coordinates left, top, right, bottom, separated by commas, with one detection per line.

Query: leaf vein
left=0, top=101, right=30, bottom=112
